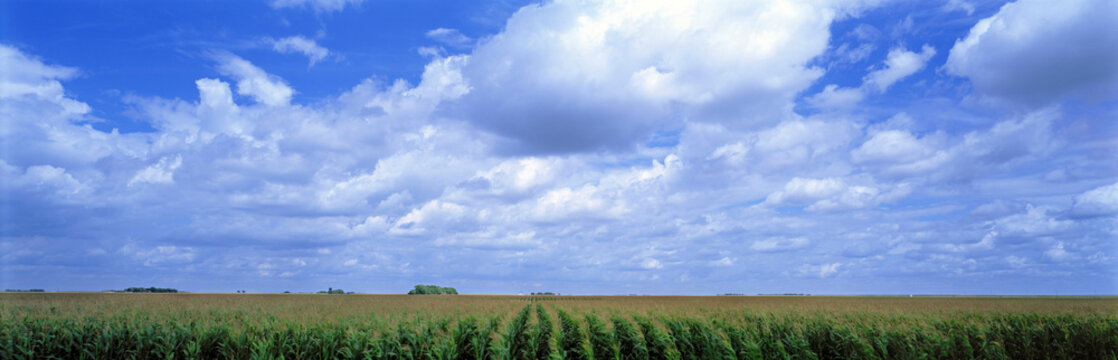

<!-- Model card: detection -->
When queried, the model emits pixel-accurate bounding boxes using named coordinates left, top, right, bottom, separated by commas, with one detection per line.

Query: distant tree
left=408, top=284, right=458, bottom=295
left=123, top=287, right=177, bottom=293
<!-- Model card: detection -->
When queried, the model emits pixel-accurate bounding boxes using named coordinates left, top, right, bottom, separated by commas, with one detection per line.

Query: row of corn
left=3, top=304, right=1116, bottom=359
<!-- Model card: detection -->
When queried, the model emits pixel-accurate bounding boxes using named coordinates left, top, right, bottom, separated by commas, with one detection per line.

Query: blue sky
left=1, top=0, right=1115, bottom=295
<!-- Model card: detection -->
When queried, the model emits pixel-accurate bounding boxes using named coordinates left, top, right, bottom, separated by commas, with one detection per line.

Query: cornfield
left=2, top=293, right=1116, bottom=359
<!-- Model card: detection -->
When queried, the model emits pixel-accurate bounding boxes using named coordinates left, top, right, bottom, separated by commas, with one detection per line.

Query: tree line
left=407, top=284, right=457, bottom=295
left=119, top=287, right=178, bottom=293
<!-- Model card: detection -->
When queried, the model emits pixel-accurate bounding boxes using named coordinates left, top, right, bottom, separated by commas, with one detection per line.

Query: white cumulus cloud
left=213, top=52, right=294, bottom=106
left=454, top=0, right=838, bottom=153
left=863, top=44, right=936, bottom=92
left=1072, top=182, right=1118, bottom=216
left=129, top=155, right=183, bottom=187
left=945, top=0, right=1118, bottom=105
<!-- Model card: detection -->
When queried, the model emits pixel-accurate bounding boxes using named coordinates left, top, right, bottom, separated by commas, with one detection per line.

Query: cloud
left=751, top=237, right=810, bottom=252
left=1071, top=182, right=1118, bottom=216
left=799, top=262, right=842, bottom=278
left=941, top=0, right=975, bottom=15
left=533, top=185, right=614, bottom=220
left=4, top=163, right=88, bottom=199
left=270, top=0, right=362, bottom=13
left=863, top=44, right=936, bottom=92
left=120, top=244, right=196, bottom=267
left=391, top=200, right=471, bottom=235
left=1045, top=242, right=1079, bottom=262
left=764, top=177, right=909, bottom=211
left=270, top=36, right=330, bottom=66
left=992, top=205, right=1073, bottom=240
left=852, top=130, right=934, bottom=164
left=213, top=53, right=294, bottom=106
left=3, top=0, right=1117, bottom=295
left=128, top=155, right=183, bottom=187
left=641, top=258, right=663, bottom=270
left=945, top=0, right=1118, bottom=105
left=426, top=28, right=473, bottom=48
left=806, top=44, right=935, bottom=109
left=0, top=44, right=89, bottom=116
left=832, top=42, right=877, bottom=65
left=469, top=157, right=559, bottom=197
left=806, top=84, right=865, bottom=109
left=452, top=0, right=837, bottom=153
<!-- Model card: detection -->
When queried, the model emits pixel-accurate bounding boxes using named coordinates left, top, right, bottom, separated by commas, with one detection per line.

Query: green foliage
left=634, top=316, right=678, bottom=360
left=585, top=313, right=616, bottom=360
left=534, top=304, right=554, bottom=360
left=409, top=284, right=460, bottom=295
left=122, top=287, right=178, bottom=293
left=612, top=315, right=648, bottom=360
left=2, top=296, right=1117, bottom=360
left=504, top=305, right=535, bottom=360
left=557, top=308, right=590, bottom=360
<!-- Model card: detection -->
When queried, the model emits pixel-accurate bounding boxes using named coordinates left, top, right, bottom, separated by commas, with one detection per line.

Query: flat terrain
left=2, top=293, right=1116, bottom=359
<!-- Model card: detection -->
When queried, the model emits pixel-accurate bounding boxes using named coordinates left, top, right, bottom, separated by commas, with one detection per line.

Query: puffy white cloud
left=945, top=0, right=1118, bottom=105
left=270, top=0, right=362, bottom=13
left=534, top=185, right=614, bottom=220
left=863, top=44, right=936, bottom=92
left=0, top=45, right=89, bottom=116
left=391, top=200, right=471, bottom=235
left=992, top=205, right=1072, bottom=238
left=213, top=53, right=294, bottom=106
left=752, top=119, right=858, bottom=170
left=1072, top=182, right=1118, bottom=216
left=472, top=157, right=559, bottom=197
left=454, top=0, right=838, bottom=153
left=270, top=36, right=330, bottom=66
left=5, top=163, right=88, bottom=199
left=852, top=130, right=933, bottom=164
left=128, top=155, right=183, bottom=187
left=764, top=177, right=909, bottom=211
left=1045, top=242, right=1078, bottom=262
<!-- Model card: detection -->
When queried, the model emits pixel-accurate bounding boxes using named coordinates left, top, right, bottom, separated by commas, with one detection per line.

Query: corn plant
left=503, top=305, right=534, bottom=360
left=533, top=304, right=554, bottom=360
left=585, top=313, right=616, bottom=360
left=611, top=315, right=648, bottom=360
left=557, top=308, right=589, bottom=360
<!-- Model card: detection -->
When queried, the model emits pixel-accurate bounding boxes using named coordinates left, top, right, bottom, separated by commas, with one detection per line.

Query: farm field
left=2, top=293, right=1116, bottom=359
